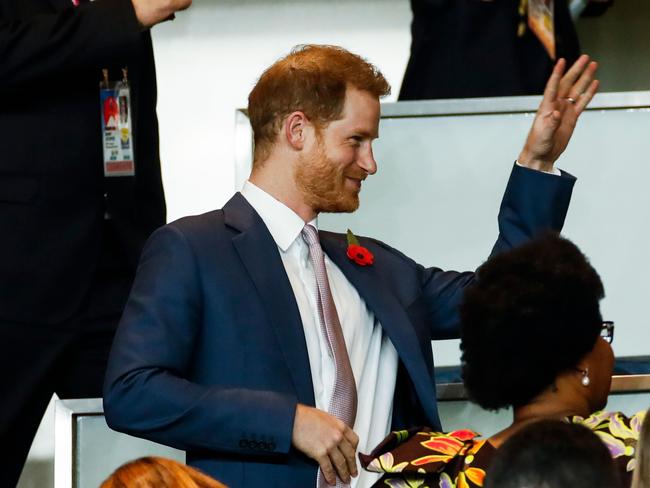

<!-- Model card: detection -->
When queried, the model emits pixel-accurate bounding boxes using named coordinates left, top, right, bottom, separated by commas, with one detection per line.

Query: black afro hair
left=460, top=232, right=605, bottom=410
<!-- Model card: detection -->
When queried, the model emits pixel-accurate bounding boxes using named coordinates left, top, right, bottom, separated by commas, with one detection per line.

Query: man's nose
left=358, top=145, right=377, bottom=175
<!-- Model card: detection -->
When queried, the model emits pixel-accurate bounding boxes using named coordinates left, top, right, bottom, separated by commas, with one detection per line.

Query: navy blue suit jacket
left=104, top=165, right=575, bottom=487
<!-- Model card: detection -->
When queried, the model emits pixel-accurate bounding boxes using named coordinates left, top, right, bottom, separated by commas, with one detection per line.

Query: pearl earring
left=581, top=368, right=590, bottom=387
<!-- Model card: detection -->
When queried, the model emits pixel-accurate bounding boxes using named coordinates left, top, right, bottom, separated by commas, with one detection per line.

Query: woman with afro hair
left=361, top=233, right=645, bottom=487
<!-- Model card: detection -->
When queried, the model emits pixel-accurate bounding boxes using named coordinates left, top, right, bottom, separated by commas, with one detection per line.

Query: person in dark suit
left=0, top=0, right=190, bottom=485
left=399, top=0, right=581, bottom=100
left=103, top=45, right=598, bottom=487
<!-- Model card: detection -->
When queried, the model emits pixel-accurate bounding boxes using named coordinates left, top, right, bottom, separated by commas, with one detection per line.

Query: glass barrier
left=54, top=399, right=184, bottom=488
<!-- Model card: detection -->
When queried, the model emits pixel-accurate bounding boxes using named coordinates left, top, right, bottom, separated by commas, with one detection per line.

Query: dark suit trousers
left=0, top=223, right=134, bottom=487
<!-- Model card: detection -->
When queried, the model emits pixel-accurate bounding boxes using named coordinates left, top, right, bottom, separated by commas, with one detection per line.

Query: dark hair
left=248, top=44, right=390, bottom=163
left=484, top=420, right=620, bottom=488
left=460, top=233, right=604, bottom=410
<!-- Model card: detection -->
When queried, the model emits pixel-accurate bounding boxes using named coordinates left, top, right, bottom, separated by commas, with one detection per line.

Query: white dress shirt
left=241, top=181, right=398, bottom=488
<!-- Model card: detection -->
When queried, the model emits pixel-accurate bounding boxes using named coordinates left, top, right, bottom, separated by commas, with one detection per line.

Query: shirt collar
left=240, top=181, right=317, bottom=252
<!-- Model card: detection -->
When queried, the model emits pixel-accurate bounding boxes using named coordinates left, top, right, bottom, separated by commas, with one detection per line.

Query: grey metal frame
left=378, top=90, right=650, bottom=118
left=54, top=398, right=103, bottom=488
left=438, top=374, right=650, bottom=401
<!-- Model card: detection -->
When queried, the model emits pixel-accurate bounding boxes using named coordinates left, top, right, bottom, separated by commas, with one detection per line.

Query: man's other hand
left=131, top=0, right=192, bottom=29
left=518, top=54, right=599, bottom=172
left=292, top=404, right=359, bottom=486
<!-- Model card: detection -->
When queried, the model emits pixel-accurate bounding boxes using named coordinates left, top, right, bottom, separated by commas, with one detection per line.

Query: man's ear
left=284, top=111, right=310, bottom=150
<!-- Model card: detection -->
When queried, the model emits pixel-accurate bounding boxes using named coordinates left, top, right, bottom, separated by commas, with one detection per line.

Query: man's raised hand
left=518, top=54, right=599, bottom=172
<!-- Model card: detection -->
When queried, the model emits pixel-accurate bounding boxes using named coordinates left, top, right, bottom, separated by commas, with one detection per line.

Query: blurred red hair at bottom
left=100, top=456, right=227, bottom=488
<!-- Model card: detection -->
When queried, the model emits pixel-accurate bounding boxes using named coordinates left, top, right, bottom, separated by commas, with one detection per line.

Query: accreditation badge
left=528, top=0, right=556, bottom=59
left=100, top=68, right=135, bottom=177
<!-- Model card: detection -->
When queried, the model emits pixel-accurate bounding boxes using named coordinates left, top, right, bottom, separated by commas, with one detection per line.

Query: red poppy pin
left=346, top=229, right=374, bottom=266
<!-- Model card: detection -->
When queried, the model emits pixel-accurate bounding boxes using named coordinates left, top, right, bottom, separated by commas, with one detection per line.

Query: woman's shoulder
left=360, top=427, right=497, bottom=487
left=568, top=409, right=645, bottom=443
left=567, top=410, right=646, bottom=476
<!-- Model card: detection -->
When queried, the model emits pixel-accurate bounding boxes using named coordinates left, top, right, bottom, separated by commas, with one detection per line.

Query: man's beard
left=294, top=141, right=361, bottom=214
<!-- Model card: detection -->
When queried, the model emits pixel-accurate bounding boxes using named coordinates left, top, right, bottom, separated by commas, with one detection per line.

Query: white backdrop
left=152, top=0, right=412, bottom=222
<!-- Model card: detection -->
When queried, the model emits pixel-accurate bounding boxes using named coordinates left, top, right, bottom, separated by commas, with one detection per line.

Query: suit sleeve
left=0, top=0, right=142, bottom=91
left=103, top=225, right=297, bottom=456
left=421, top=163, right=576, bottom=340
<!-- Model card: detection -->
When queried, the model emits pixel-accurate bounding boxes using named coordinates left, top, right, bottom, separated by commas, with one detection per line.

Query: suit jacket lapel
left=224, top=194, right=315, bottom=407
left=320, top=233, right=439, bottom=425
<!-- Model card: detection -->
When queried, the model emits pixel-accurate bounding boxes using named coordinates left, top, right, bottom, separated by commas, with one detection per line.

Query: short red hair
left=100, top=456, right=227, bottom=488
left=248, top=44, right=391, bottom=163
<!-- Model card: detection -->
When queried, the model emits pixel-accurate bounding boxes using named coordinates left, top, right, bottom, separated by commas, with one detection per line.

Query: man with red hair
left=105, top=45, right=598, bottom=488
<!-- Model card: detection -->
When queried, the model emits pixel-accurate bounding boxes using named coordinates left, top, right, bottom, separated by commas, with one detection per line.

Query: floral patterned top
left=359, top=410, right=646, bottom=488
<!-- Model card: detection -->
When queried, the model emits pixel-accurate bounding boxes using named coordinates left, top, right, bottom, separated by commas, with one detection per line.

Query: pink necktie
left=302, top=225, right=357, bottom=488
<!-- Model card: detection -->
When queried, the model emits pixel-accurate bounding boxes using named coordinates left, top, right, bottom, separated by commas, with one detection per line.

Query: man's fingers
left=343, top=426, right=359, bottom=450
left=564, top=60, right=598, bottom=113
left=568, top=61, right=598, bottom=99
left=574, top=79, right=599, bottom=114
left=338, top=437, right=359, bottom=478
left=558, top=54, right=590, bottom=98
left=541, top=58, right=566, bottom=106
left=327, top=446, right=351, bottom=483
left=318, top=456, right=337, bottom=486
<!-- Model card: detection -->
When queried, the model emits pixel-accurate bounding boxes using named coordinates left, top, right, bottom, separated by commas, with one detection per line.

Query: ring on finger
left=565, top=96, right=577, bottom=104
